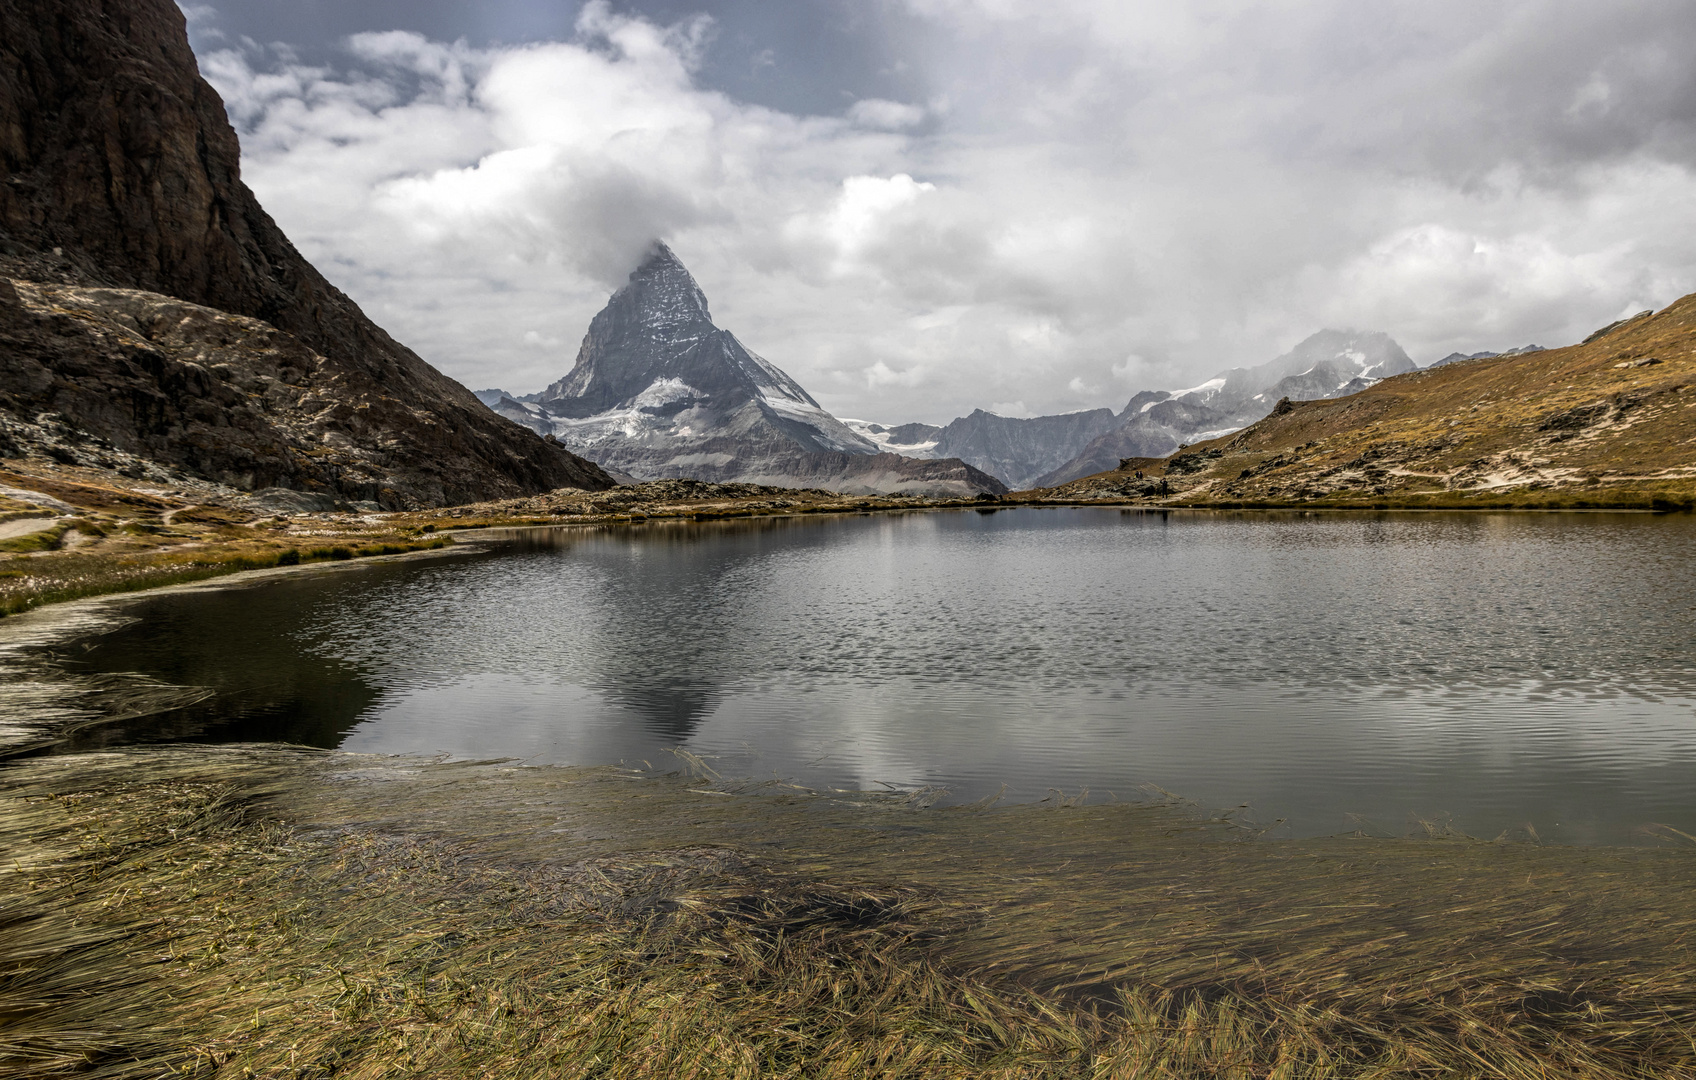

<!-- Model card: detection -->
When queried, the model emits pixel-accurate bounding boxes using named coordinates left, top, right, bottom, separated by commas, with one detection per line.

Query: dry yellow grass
left=5, top=746, right=1695, bottom=1078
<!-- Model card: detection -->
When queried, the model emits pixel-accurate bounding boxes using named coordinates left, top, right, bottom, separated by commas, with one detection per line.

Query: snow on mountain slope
left=841, top=419, right=943, bottom=455
left=500, top=244, right=1000, bottom=495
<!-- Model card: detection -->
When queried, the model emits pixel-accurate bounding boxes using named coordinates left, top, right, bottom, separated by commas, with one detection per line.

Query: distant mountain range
left=477, top=245, right=1007, bottom=497
left=1427, top=344, right=1545, bottom=369
left=1033, top=329, right=1421, bottom=486
left=832, top=330, right=1421, bottom=490
left=844, top=330, right=1548, bottom=490
left=488, top=290, right=1551, bottom=493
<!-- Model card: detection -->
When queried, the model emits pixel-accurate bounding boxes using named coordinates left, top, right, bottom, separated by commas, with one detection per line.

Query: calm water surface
left=72, top=509, right=1696, bottom=843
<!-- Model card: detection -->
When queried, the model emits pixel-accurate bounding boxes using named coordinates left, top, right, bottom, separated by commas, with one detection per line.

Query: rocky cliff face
left=927, top=408, right=1120, bottom=490
left=0, top=282, right=615, bottom=506
left=1031, top=399, right=1233, bottom=487
left=0, top=0, right=611, bottom=506
left=510, top=244, right=1006, bottom=496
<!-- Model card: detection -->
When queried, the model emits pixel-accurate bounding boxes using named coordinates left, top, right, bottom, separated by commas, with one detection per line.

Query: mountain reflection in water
left=70, top=508, right=1696, bottom=843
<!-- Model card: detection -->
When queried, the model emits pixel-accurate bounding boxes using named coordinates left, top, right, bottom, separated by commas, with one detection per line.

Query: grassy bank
left=5, top=746, right=1696, bottom=1078
left=1042, top=468, right=1696, bottom=513
left=6, top=454, right=1692, bottom=625
left=0, top=537, right=453, bottom=618
left=0, top=464, right=991, bottom=620
left=1166, top=485, right=1696, bottom=512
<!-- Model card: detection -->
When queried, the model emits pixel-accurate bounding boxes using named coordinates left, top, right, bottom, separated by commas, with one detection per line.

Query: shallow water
left=69, top=508, right=1696, bottom=842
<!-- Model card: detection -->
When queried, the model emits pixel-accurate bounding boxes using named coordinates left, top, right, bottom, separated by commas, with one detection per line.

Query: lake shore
left=5, top=743, right=1695, bottom=1078
left=5, top=452, right=1691, bottom=630
left=5, top=503, right=1696, bottom=1077
left=2, top=471, right=1688, bottom=762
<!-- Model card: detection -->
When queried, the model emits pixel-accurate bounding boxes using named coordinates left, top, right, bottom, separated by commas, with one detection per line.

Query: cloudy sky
left=183, top=0, right=1696, bottom=424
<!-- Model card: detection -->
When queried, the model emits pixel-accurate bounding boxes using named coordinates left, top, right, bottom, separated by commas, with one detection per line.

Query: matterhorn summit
left=487, top=243, right=1006, bottom=496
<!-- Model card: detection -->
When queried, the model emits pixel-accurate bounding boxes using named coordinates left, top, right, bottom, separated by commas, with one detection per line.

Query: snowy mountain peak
left=517, top=241, right=880, bottom=464
left=624, top=241, right=713, bottom=329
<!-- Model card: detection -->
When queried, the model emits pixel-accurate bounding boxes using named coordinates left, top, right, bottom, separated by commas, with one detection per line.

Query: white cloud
left=863, top=359, right=927, bottom=388
left=818, top=173, right=936, bottom=269
left=1111, top=354, right=1148, bottom=383
left=847, top=98, right=926, bottom=129
left=197, top=0, right=1696, bottom=423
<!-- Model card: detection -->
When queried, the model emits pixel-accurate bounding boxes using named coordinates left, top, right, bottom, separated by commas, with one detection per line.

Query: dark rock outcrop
left=0, top=0, right=612, bottom=505
left=880, top=422, right=944, bottom=445
left=0, top=282, right=610, bottom=504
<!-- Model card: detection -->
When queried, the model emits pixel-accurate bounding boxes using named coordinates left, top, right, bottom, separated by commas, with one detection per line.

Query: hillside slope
left=1049, top=297, right=1696, bottom=509
left=0, top=0, right=612, bottom=506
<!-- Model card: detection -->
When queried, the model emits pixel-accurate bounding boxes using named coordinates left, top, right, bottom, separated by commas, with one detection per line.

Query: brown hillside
left=1050, top=293, right=1696, bottom=510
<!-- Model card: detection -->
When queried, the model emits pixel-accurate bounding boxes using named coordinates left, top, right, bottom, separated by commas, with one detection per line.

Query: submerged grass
left=3, top=746, right=1696, bottom=1078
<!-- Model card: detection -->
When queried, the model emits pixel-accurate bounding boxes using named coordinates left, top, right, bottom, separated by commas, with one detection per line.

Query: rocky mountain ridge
left=1428, top=344, right=1545, bottom=370
left=1028, top=330, right=1418, bottom=487
left=840, top=419, right=944, bottom=455
left=0, top=0, right=612, bottom=507
left=1047, top=300, right=1696, bottom=509
left=847, top=330, right=1422, bottom=491
left=922, top=408, right=1120, bottom=490
left=492, top=244, right=1006, bottom=497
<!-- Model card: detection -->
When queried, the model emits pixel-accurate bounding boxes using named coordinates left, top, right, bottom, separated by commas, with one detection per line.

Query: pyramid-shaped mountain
left=536, top=243, right=871, bottom=453
left=496, top=244, right=1006, bottom=496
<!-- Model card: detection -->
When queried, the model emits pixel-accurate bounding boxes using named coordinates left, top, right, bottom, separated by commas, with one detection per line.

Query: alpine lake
left=62, top=505, right=1696, bottom=845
